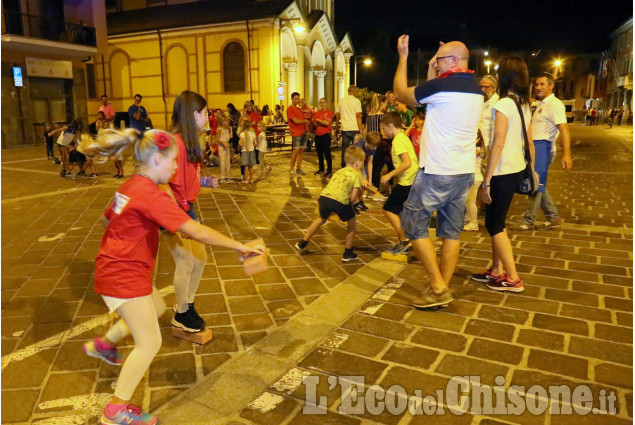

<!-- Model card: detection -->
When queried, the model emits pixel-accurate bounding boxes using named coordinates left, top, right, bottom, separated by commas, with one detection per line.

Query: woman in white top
left=471, top=56, right=536, bottom=293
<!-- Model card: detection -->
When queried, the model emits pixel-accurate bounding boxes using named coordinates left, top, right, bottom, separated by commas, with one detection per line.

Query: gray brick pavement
left=1, top=123, right=632, bottom=425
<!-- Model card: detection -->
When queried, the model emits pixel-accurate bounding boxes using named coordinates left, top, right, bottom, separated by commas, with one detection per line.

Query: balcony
left=3, top=9, right=96, bottom=46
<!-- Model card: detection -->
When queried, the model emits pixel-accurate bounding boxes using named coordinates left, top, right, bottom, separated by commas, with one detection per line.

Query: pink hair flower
left=154, top=132, right=171, bottom=150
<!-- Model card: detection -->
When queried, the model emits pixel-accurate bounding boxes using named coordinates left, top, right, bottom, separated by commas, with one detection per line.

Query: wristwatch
left=481, top=182, right=489, bottom=188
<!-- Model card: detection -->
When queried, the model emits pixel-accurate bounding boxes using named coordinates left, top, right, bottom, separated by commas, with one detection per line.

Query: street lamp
left=354, top=57, right=372, bottom=86
left=484, top=59, right=493, bottom=74
left=554, top=59, right=562, bottom=80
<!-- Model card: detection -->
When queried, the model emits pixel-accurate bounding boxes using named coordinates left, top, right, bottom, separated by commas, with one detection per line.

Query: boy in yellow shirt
left=380, top=112, right=419, bottom=255
left=295, top=146, right=366, bottom=262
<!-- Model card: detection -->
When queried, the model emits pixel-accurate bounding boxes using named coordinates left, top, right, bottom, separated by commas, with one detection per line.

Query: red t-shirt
left=313, top=109, right=334, bottom=136
left=248, top=111, right=261, bottom=136
left=287, top=105, right=306, bottom=137
left=409, top=128, right=422, bottom=157
left=169, top=133, right=201, bottom=210
left=208, top=115, right=219, bottom=135
left=95, top=175, right=190, bottom=298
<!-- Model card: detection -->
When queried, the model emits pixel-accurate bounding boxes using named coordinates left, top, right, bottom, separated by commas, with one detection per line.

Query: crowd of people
left=35, top=30, right=591, bottom=425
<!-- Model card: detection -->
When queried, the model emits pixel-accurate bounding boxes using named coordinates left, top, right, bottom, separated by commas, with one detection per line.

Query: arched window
left=223, top=42, right=246, bottom=93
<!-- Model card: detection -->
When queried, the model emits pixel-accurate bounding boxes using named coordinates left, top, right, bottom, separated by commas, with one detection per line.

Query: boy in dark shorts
left=68, top=140, right=98, bottom=177
left=295, top=146, right=365, bottom=262
left=379, top=112, right=419, bottom=255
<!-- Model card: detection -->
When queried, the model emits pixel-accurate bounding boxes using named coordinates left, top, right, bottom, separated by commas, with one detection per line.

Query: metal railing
left=3, top=9, right=96, bottom=47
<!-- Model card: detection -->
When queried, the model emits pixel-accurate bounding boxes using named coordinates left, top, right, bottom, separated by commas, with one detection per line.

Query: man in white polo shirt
left=479, top=75, right=499, bottom=148
left=393, top=36, right=483, bottom=309
left=515, top=72, right=572, bottom=230
left=335, top=86, right=362, bottom=169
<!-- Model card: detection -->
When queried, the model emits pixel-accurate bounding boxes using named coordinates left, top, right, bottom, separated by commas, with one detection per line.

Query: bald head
left=435, top=41, right=470, bottom=74
left=437, top=41, right=470, bottom=69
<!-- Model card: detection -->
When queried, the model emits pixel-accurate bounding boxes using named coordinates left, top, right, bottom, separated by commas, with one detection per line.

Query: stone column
left=306, top=66, right=314, bottom=106
left=315, top=70, right=327, bottom=103
left=325, top=71, right=334, bottom=108
left=337, top=75, right=345, bottom=103
left=344, top=53, right=353, bottom=87
left=295, top=44, right=305, bottom=97
left=284, top=62, right=297, bottom=97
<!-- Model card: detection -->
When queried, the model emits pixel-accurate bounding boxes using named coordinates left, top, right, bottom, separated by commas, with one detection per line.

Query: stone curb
left=155, top=257, right=406, bottom=424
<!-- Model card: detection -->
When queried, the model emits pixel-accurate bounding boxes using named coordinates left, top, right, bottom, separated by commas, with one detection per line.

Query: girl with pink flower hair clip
left=80, top=127, right=263, bottom=425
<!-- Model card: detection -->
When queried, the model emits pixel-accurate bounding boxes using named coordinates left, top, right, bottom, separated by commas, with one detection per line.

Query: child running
left=50, top=118, right=83, bottom=178
left=81, top=128, right=263, bottom=425
left=294, top=145, right=365, bottom=262
left=217, top=116, right=232, bottom=182
left=255, top=121, right=271, bottom=175
left=239, top=120, right=257, bottom=183
left=379, top=112, right=419, bottom=255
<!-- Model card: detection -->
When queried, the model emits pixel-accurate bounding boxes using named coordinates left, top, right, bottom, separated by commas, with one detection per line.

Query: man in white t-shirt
left=479, top=75, right=499, bottom=148
left=335, top=86, right=362, bottom=168
left=516, top=72, right=572, bottom=230
left=393, top=35, right=483, bottom=310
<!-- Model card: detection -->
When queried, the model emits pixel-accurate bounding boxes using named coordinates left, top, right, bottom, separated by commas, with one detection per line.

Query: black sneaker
left=322, top=172, right=332, bottom=178
left=172, top=310, right=205, bottom=332
left=295, top=240, right=309, bottom=251
left=342, top=251, right=359, bottom=262
left=60, top=169, right=67, bottom=177
left=187, top=303, right=206, bottom=329
left=76, top=171, right=87, bottom=176
left=356, top=201, right=369, bottom=211
left=314, top=170, right=325, bottom=176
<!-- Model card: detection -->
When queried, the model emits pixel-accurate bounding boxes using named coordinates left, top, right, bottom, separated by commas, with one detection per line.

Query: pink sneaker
left=101, top=403, right=158, bottom=425
left=83, top=338, right=123, bottom=366
left=486, top=274, right=524, bottom=293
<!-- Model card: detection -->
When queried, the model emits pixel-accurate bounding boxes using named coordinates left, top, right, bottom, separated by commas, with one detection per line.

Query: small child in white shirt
left=255, top=122, right=271, bottom=175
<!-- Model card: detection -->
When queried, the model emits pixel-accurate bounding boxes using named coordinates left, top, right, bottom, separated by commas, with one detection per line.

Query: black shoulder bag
left=510, top=96, right=539, bottom=196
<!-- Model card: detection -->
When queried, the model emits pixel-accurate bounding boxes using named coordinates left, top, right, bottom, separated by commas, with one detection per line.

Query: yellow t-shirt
left=320, top=166, right=362, bottom=205
left=392, top=132, right=419, bottom=186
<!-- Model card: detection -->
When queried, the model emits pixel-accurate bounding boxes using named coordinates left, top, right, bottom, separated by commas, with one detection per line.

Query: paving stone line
left=154, top=258, right=405, bottom=424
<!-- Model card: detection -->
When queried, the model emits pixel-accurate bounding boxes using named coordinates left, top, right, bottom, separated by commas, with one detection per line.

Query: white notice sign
left=26, top=57, right=73, bottom=79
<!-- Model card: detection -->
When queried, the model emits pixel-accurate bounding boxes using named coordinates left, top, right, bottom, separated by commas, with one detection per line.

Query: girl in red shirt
left=80, top=129, right=262, bottom=425
left=164, top=91, right=216, bottom=333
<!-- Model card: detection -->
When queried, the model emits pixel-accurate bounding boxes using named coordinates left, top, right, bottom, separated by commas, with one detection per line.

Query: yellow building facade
left=87, top=0, right=353, bottom=130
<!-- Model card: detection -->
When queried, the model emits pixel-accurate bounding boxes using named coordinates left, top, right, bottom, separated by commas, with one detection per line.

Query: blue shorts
left=401, top=170, right=474, bottom=240
left=292, top=134, right=307, bottom=149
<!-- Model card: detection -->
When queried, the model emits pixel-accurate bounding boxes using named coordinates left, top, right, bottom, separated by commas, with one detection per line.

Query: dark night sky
left=334, top=0, right=633, bottom=93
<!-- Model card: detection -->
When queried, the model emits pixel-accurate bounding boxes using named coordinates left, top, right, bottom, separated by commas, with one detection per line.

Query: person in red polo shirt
left=312, top=97, right=334, bottom=177
left=287, top=92, right=309, bottom=175
left=80, top=128, right=263, bottom=425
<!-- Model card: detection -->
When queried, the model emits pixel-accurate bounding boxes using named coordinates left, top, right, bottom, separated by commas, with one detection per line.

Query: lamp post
left=484, top=59, right=492, bottom=74
left=354, top=57, right=372, bottom=86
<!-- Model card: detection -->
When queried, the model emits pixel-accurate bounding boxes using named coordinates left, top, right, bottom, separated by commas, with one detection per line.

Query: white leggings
left=165, top=231, right=207, bottom=313
left=104, top=288, right=166, bottom=401
left=219, top=144, right=231, bottom=179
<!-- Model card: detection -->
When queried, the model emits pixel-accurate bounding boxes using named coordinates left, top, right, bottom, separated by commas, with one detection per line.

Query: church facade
left=87, top=0, right=354, bottom=129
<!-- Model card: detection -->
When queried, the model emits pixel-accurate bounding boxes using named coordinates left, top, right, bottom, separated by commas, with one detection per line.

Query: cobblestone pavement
left=1, top=124, right=632, bottom=425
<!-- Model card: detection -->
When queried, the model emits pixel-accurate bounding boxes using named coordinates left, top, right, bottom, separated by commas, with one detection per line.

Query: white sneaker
left=463, top=222, right=479, bottom=231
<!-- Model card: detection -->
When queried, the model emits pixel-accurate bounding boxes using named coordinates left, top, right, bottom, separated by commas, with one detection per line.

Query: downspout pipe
left=246, top=19, right=253, bottom=100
